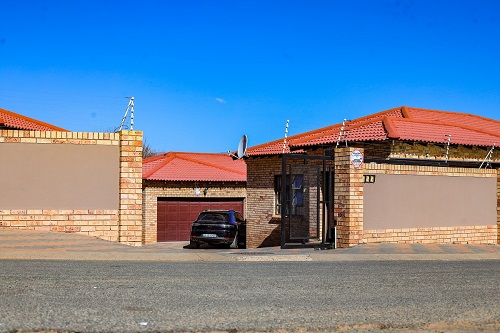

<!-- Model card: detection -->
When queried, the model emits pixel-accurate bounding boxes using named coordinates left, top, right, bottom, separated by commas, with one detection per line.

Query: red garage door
left=157, top=199, right=244, bottom=242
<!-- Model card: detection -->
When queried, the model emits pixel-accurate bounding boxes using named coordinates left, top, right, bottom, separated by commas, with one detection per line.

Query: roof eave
left=143, top=177, right=246, bottom=182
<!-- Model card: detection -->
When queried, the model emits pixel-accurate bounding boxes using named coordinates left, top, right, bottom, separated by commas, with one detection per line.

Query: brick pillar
left=334, top=147, right=364, bottom=247
left=118, top=130, right=143, bottom=246
left=497, top=168, right=500, bottom=244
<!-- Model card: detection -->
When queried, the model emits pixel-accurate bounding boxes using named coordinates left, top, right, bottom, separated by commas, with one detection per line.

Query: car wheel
left=230, top=232, right=238, bottom=249
left=190, top=240, right=200, bottom=249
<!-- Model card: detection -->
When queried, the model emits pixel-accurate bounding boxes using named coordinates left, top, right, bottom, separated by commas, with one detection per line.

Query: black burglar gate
left=280, top=152, right=335, bottom=249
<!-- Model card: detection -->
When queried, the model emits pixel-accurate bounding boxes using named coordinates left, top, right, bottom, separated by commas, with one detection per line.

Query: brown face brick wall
left=0, top=209, right=120, bottom=242
left=363, top=226, right=497, bottom=244
left=245, top=156, right=283, bottom=248
left=245, top=153, right=332, bottom=248
left=334, top=148, right=364, bottom=248
left=118, top=131, right=143, bottom=246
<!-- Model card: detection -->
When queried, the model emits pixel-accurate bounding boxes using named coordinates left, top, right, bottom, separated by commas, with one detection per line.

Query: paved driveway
left=1, top=228, right=499, bottom=262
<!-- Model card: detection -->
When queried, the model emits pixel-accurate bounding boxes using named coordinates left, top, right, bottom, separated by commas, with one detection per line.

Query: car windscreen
left=196, top=213, right=229, bottom=224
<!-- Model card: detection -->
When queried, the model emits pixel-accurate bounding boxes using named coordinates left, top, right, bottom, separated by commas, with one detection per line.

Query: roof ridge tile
left=143, top=152, right=177, bottom=179
left=405, top=106, right=500, bottom=122
left=382, top=116, right=400, bottom=138
left=401, top=106, right=412, bottom=119
left=391, top=117, right=500, bottom=140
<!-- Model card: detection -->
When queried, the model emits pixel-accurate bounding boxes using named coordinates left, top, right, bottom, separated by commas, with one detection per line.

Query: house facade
left=5, top=106, right=499, bottom=249
left=142, top=152, right=246, bottom=244
left=244, top=106, right=500, bottom=248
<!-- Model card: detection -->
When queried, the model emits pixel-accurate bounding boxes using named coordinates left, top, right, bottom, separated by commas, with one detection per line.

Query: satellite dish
left=237, top=135, right=248, bottom=159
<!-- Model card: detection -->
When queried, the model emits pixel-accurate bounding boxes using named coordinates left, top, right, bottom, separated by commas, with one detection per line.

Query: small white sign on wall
left=350, top=150, right=364, bottom=168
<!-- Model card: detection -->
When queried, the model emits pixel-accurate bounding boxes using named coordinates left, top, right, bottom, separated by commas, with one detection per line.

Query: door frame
left=280, top=153, right=334, bottom=248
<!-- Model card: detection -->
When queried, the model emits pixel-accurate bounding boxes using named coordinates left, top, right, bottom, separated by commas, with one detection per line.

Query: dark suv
left=190, top=210, right=246, bottom=249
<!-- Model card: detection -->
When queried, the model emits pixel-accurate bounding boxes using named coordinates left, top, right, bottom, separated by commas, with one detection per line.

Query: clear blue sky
left=1, top=0, right=499, bottom=153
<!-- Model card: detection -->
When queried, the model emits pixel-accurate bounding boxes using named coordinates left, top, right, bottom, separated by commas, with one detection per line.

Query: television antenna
left=118, top=97, right=135, bottom=131
left=228, top=134, right=248, bottom=159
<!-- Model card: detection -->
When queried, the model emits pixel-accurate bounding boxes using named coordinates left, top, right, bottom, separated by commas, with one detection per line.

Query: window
left=274, top=175, right=285, bottom=215
left=291, top=175, right=304, bottom=206
left=197, top=212, right=229, bottom=223
left=274, top=174, right=304, bottom=215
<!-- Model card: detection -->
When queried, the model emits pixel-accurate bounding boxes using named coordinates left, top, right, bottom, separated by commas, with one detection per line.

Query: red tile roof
left=0, top=107, right=68, bottom=131
left=143, top=152, right=247, bottom=182
left=247, top=106, right=500, bottom=156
